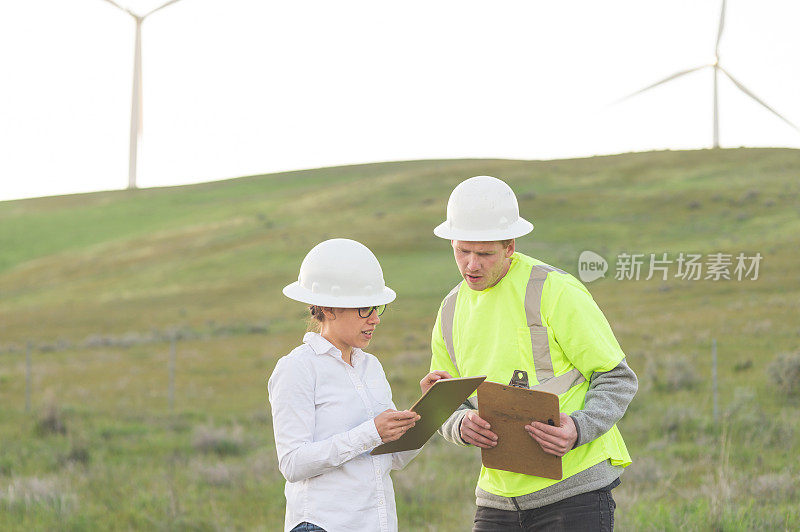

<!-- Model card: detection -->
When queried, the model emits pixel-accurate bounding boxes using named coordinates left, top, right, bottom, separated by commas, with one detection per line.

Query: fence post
left=169, top=335, right=176, bottom=412
left=25, top=342, right=32, bottom=413
left=712, top=338, right=718, bottom=424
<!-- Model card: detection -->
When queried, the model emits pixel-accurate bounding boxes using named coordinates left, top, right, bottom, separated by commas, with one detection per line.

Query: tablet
left=370, top=375, right=486, bottom=455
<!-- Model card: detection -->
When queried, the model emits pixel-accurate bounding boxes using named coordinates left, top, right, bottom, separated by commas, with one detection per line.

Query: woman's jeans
left=473, top=479, right=619, bottom=531
left=289, top=523, right=326, bottom=532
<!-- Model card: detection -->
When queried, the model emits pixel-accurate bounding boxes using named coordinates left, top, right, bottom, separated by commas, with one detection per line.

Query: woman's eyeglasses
left=357, top=304, right=387, bottom=318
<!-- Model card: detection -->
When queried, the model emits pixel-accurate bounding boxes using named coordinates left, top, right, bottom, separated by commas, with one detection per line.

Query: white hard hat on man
left=433, top=175, right=533, bottom=241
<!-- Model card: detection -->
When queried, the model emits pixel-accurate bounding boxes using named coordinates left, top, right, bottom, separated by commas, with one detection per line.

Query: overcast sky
left=1, top=0, right=799, bottom=202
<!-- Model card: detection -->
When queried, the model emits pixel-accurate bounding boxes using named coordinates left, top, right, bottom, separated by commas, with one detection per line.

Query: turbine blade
left=719, top=67, right=800, bottom=132
left=715, top=0, right=727, bottom=57
left=144, top=0, right=186, bottom=18
left=614, top=65, right=709, bottom=105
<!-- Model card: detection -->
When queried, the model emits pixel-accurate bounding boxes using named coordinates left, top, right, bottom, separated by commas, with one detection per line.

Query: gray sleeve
left=569, top=358, right=638, bottom=447
left=438, top=396, right=478, bottom=447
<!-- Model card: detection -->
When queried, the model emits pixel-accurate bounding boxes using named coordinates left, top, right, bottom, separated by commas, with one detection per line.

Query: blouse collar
left=303, top=331, right=364, bottom=364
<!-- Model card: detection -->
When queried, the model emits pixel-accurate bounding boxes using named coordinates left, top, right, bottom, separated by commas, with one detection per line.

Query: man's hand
left=460, top=410, right=497, bottom=448
left=419, top=370, right=452, bottom=394
left=525, top=413, right=577, bottom=457
left=374, top=409, right=420, bottom=443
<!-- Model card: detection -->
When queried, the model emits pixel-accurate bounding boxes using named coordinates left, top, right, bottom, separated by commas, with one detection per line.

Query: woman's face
left=321, top=306, right=382, bottom=354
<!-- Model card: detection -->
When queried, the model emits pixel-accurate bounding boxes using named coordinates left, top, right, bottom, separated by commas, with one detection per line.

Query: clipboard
left=371, top=375, right=486, bottom=455
left=477, top=380, right=562, bottom=480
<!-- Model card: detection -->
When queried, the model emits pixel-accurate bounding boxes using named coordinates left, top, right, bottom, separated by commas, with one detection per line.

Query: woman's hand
left=419, top=370, right=452, bottom=393
left=374, top=409, right=420, bottom=443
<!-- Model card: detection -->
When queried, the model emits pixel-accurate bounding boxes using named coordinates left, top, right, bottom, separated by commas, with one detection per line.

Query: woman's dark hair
left=307, top=305, right=329, bottom=332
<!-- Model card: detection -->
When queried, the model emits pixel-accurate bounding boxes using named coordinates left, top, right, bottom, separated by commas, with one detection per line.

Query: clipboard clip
left=509, top=370, right=529, bottom=389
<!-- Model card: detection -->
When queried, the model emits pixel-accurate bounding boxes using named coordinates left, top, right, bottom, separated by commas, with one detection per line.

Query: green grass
left=1, top=148, right=799, bottom=530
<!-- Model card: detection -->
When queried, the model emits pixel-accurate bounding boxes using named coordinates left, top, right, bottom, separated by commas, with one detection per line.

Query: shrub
left=767, top=352, right=800, bottom=396
left=194, top=462, right=237, bottom=486
left=191, top=425, right=244, bottom=456
left=66, top=445, right=90, bottom=465
left=35, top=405, right=66, bottom=436
left=649, top=357, right=699, bottom=392
left=749, top=473, right=797, bottom=499
left=0, top=477, right=75, bottom=512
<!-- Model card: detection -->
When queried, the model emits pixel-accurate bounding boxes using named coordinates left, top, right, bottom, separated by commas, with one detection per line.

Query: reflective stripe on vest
left=440, top=282, right=461, bottom=372
left=440, top=264, right=587, bottom=396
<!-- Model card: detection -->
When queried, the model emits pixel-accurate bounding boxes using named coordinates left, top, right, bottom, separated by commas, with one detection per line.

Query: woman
left=268, top=238, right=449, bottom=532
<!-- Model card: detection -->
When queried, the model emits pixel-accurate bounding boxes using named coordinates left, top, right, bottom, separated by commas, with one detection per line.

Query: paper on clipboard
left=370, top=375, right=486, bottom=455
left=477, top=380, right=563, bottom=480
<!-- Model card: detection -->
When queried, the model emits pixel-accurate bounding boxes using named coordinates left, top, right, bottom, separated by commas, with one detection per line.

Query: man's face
left=451, top=240, right=515, bottom=291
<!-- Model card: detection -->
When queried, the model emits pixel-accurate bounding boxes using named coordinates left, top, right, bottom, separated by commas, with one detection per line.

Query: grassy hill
left=1, top=149, right=799, bottom=530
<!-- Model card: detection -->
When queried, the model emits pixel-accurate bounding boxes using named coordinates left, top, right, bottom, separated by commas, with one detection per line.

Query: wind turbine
left=101, top=0, right=187, bottom=189
left=619, top=0, right=799, bottom=148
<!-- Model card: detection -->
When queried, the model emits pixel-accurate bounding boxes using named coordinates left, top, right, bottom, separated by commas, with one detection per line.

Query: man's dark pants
left=473, top=479, right=620, bottom=532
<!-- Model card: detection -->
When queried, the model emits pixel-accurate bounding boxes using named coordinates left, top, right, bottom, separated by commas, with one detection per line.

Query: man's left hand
left=419, top=370, right=452, bottom=393
left=525, top=413, right=578, bottom=457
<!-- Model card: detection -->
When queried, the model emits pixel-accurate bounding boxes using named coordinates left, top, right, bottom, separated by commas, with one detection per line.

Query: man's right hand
left=460, top=410, right=497, bottom=448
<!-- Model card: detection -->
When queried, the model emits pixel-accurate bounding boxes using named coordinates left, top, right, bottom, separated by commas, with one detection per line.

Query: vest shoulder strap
left=440, top=282, right=462, bottom=373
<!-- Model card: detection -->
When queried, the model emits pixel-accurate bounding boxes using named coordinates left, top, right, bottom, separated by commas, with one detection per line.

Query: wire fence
left=8, top=328, right=724, bottom=429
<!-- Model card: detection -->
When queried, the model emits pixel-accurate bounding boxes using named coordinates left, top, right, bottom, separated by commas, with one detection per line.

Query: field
left=1, top=148, right=799, bottom=530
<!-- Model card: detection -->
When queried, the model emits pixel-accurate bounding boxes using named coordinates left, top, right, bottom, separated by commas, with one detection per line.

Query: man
left=430, top=175, right=637, bottom=531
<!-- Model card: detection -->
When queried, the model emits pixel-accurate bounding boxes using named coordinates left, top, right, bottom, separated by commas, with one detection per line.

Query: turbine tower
left=620, top=0, right=798, bottom=148
left=102, top=0, right=186, bottom=189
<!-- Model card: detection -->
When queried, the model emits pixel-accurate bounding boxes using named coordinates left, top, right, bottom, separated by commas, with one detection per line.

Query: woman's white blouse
left=268, top=332, right=419, bottom=532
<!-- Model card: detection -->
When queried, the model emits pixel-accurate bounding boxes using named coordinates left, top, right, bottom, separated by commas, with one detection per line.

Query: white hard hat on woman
left=282, top=238, right=396, bottom=307
left=268, top=238, right=449, bottom=532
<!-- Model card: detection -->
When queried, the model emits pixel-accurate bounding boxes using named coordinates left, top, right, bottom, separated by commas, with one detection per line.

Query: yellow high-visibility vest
left=431, top=252, right=632, bottom=497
